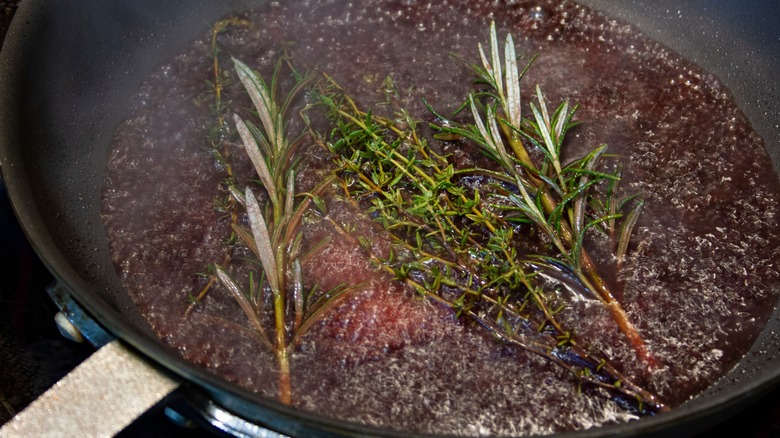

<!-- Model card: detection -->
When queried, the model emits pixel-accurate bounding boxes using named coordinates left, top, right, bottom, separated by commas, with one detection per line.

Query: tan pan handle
left=0, top=340, right=179, bottom=437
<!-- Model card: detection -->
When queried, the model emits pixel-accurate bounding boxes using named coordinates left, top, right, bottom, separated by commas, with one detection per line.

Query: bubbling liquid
left=101, top=0, right=780, bottom=435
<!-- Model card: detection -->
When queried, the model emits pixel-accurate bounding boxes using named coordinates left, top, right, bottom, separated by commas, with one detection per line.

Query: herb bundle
left=316, top=23, right=663, bottom=413
left=205, top=21, right=664, bottom=413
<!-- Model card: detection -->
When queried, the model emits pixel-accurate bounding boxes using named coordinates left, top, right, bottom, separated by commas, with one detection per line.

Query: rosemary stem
left=276, top=344, right=292, bottom=404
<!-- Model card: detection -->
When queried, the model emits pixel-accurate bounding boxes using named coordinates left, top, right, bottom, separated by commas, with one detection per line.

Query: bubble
left=529, top=5, right=549, bottom=22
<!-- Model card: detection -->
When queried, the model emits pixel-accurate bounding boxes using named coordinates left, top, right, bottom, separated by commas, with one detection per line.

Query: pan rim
left=1, top=1, right=779, bottom=436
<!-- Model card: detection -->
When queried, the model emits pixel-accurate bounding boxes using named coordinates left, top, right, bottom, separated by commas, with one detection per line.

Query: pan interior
left=2, top=0, right=779, bottom=436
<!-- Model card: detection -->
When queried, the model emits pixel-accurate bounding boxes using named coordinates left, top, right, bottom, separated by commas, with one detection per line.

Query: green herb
left=203, top=19, right=664, bottom=414
left=208, top=54, right=354, bottom=405
left=315, top=22, right=664, bottom=413
left=187, top=18, right=251, bottom=315
left=190, top=21, right=357, bottom=404
left=436, top=22, right=652, bottom=366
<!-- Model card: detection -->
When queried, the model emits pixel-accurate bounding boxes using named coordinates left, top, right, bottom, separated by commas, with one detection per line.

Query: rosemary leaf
left=234, top=114, right=278, bottom=199
left=244, top=186, right=280, bottom=294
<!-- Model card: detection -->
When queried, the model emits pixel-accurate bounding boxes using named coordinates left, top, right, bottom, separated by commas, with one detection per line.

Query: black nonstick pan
left=1, top=0, right=778, bottom=436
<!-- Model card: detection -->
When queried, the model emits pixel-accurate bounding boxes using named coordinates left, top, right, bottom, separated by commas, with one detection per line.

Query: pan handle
left=0, top=339, right=180, bottom=436
left=0, top=284, right=291, bottom=437
left=0, top=283, right=180, bottom=436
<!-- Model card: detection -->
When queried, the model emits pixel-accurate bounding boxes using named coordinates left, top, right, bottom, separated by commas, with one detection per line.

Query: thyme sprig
left=212, top=57, right=353, bottom=404
left=186, top=18, right=251, bottom=315
left=315, top=23, right=664, bottom=413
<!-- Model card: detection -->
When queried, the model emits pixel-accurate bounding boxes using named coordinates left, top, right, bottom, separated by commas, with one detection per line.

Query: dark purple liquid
left=101, top=0, right=780, bottom=434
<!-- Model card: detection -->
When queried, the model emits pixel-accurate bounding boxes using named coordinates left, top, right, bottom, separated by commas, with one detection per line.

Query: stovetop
left=1, top=1, right=779, bottom=437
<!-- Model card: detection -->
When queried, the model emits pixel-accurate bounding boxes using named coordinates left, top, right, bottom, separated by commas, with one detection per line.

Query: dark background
left=0, top=1, right=779, bottom=436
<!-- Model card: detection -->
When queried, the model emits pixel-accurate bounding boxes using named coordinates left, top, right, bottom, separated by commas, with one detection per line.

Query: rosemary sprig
left=433, top=22, right=653, bottom=367
left=315, top=23, right=664, bottom=414
left=211, top=57, right=353, bottom=404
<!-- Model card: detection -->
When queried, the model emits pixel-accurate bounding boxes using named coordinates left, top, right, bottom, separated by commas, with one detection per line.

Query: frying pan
left=1, top=0, right=779, bottom=436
